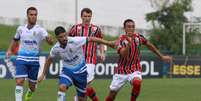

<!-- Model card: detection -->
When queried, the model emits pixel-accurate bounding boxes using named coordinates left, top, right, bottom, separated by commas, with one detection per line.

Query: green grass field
left=0, top=78, right=201, bottom=101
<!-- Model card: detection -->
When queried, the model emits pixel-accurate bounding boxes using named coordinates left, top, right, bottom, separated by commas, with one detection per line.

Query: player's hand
left=46, top=35, right=54, bottom=45
left=99, top=53, right=105, bottom=62
left=161, top=56, right=173, bottom=63
left=124, top=36, right=132, bottom=43
left=6, top=50, right=12, bottom=59
left=38, top=74, right=45, bottom=83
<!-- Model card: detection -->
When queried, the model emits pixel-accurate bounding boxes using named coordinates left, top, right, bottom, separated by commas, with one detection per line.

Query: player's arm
left=88, top=37, right=115, bottom=48
left=97, top=28, right=105, bottom=62
left=38, top=55, right=53, bottom=83
left=99, top=44, right=105, bottom=62
left=6, top=39, right=19, bottom=58
left=145, top=41, right=172, bottom=63
left=41, top=28, right=54, bottom=45
left=119, top=41, right=131, bottom=57
left=118, top=36, right=132, bottom=57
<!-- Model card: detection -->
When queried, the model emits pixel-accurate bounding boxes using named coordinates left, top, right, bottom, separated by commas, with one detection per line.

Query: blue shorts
left=59, top=67, right=87, bottom=97
left=15, top=60, right=40, bottom=83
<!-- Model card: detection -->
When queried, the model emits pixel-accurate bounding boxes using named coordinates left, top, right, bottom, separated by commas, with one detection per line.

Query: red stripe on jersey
left=137, top=59, right=142, bottom=72
left=87, top=42, right=93, bottom=63
left=126, top=44, right=135, bottom=74
left=132, top=40, right=139, bottom=71
left=68, top=24, right=103, bottom=64
left=84, top=25, right=90, bottom=63
left=91, top=43, right=97, bottom=64
left=116, top=36, right=126, bottom=74
left=115, top=34, right=147, bottom=74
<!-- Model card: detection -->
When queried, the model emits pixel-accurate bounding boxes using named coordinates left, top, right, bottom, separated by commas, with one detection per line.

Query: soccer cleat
left=25, top=91, right=33, bottom=101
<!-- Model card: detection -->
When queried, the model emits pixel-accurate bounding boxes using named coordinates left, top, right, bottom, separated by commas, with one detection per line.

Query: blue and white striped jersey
left=14, top=24, right=48, bottom=62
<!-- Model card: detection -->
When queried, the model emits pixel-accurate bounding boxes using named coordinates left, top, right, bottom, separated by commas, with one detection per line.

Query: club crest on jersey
left=134, top=37, right=140, bottom=45
left=77, top=26, right=82, bottom=30
left=77, top=26, right=82, bottom=34
left=92, top=27, right=97, bottom=32
left=17, top=29, right=22, bottom=34
left=33, top=31, right=37, bottom=36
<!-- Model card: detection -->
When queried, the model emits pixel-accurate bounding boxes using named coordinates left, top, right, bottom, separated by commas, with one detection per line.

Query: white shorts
left=109, top=71, right=142, bottom=91
left=86, top=64, right=96, bottom=83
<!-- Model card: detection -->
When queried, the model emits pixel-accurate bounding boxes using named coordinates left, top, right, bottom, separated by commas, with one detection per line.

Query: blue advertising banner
left=0, top=52, right=168, bottom=79
left=0, top=55, right=16, bottom=79
left=1, top=52, right=200, bottom=79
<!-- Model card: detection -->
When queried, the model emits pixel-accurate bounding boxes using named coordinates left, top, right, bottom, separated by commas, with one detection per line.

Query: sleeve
left=40, top=28, right=48, bottom=40
left=139, top=34, right=147, bottom=45
left=74, top=37, right=87, bottom=47
left=49, top=47, right=57, bottom=58
left=68, top=25, right=77, bottom=36
left=14, top=27, right=21, bottom=40
left=95, top=27, right=103, bottom=39
left=116, top=38, right=127, bottom=54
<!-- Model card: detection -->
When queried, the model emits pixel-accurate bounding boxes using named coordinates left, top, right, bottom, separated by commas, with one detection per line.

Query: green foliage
left=146, top=0, right=193, bottom=55
left=0, top=24, right=18, bottom=51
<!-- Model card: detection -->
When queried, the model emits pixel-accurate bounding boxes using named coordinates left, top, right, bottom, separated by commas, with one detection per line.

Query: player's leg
left=105, top=90, right=118, bottom=101
left=58, top=68, right=73, bottom=101
left=86, top=64, right=99, bottom=101
left=105, top=74, right=126, bottom=101
left=57, top=84, right=68, bottom=101
left=25, top=63, right=40, bottom=101
left=128, top=71, right=142, bottom=101
left=15, top=60, right=28, bottom=101
left=15, top=78, right=25, bottom=101
left=74, top=69, right=87, bottom=101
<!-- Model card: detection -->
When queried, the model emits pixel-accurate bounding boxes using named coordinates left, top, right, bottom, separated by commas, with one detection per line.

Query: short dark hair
left=123, top=19, right=134, bottom=28
left=54, top=26, right=66, bottom=36
left=81, top=8, right=92, bottom=16
left=27, top=7, right=37, bottom=15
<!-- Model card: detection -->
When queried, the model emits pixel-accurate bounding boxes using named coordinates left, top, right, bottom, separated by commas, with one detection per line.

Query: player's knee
left=131, top=78, right=142, bottom=96
left=59, top=84, right=68, bottom=92
left=109, top=90, right=117, bottom=100
left=78, top=96, right=86, bottom=101
left=132, top=78, right=142, bottom=86
left=16, top=78, right=25, bottom=85
left=29, top=83, right=36, bottom=92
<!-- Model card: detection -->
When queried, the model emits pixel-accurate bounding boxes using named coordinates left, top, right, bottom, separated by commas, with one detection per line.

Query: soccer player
left=105, top=19, right=172, bottom=101
left=6, top=7, right=53, bottom=101
left=68, top=8, right=104, bottom=101
left=38, top=26, right=114, bottom=101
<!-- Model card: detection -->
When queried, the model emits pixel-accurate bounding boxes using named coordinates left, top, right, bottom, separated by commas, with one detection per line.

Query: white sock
left=74, top=95, right=78, bottom=101
left=15, top=86, right=23, bottom=101
left=57, top=91, right=66, bottom=101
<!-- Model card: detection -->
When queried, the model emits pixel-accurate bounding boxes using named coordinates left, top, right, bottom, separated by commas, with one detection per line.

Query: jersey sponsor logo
left=23, top=40, right=37, bottom=45
left=63, top=55, right=79, bottom=63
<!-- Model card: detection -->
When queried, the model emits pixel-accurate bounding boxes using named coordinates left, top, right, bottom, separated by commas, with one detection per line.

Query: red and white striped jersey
left=115, top=33, right=147, bottom=74
left=68, top=24, right=103, bottom=64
